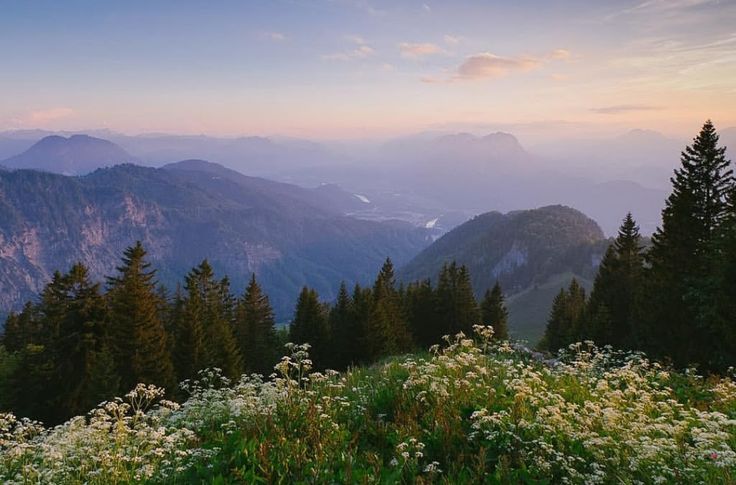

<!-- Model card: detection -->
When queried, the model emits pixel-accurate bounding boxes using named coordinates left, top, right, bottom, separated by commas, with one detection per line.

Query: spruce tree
left=540, top=289, right=569, bottom=352
left=404, top=279, right=437, bottom=347
left=435, top=262, right=480, bottom=338
left=480, top=282, right=509, bottom=341
left=586, top=213, right=644, bottom=349
left=351, top=284, right=373, bottom=364
left=107, top=242, right=175, bottom=391
left=540, top=279, right=586, bottom=352
left=176, top=260, right=242, bottom=380
left=366, top=258, right=412, bottom=359
left=235, top=274, right=277, bottom=375
left=289, top=287, right=329, bottom=368
left=646, top=121, right=733, bottom=367
left=327, top=282, right=356, bottom=369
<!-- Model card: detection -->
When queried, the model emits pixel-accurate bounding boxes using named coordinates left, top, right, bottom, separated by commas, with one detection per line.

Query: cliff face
left=0, top=164, right=430, bottom=319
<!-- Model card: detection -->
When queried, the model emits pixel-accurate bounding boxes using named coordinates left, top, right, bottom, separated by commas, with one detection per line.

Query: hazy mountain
left=2, top=135, right=137, bottom=175
left=0, top=162, right=430, bottom=320
left=399, top=205, right=609, bottom=342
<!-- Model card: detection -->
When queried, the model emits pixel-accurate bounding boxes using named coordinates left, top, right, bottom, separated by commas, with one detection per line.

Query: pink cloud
left=399, top=42, right=443, bottom=58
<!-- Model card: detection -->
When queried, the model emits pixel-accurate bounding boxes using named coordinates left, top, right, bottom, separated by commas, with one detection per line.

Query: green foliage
left=107, top=242, right=176, bottom=391
left=235, top=274, right=278, bottom=376
left=289, top=287, right=330, bottom=369
left=539, top=279, right=586, bottom=352
left=480, top=281, right=509, bottom=340
left=366, top=259, right=413, bottom=360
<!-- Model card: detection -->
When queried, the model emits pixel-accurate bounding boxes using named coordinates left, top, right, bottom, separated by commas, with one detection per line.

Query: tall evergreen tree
left=235, top=274, right=277, bottom=375
left=327, top=282, right=357, bottom=369
left=585, top=213, right=644, bottom=348
left=404, top=279, right=438, bottom=347
left=366, top=258, right=412, bottom=359
left=289, top=287, right=329, bottom=368
left=107, top=242, right=175, bottom=391
left=480, top=281, right=509, bottom=341
left=176, top=260, right=242, bottom=380
left=540, top=279, right=586, bottom=352
left=351, top=283, right=373, bottom=364
left=435, top=262, right=480, bottom=338
left=646, top=121, right=733, bottom=367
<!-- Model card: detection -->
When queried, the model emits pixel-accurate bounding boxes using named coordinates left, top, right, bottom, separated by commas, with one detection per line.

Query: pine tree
left=540, top=279, right=586, bottom=352
left=176, top=260, right=242, bottom=380
left=404, top=279, right=437, bottom=347
left=351, top=283, right=373, bottom=364
left=585, top=213, right=644, bottom=349
left=646, top=121, right=733, bottom=367
left=434, top=262, right=480, bottom=338
left=107, top=242, right=175, bottom=391
left=289, top=287, right=329, bottom=368
left=540, top=289, right=569, bottom=352
left=480, top=282, right=509, bottom=340
left=366, top=258, right=412, bottom=359
left=327, top=282, right=356, bottom=370
left=1, top=302, right=40, bottom=352
left=235, top=274, right=277, bottom=375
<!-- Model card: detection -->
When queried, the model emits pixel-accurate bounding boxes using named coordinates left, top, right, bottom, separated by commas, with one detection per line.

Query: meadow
left=2, top=326, right=735, bottom=484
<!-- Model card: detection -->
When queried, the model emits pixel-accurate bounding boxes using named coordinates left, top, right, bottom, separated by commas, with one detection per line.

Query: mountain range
left=0, top=160, right=429, bottom=320
left=2, top=134, right=137, bottom=174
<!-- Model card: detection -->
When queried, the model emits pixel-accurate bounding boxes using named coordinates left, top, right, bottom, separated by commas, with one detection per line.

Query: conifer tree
left=404, top=279, right=437, bottom=347
left=646, top=121, right=733, bottom=367
left=327, top=282, right=356, bottom=369
left=1, top=302, right=40, bottom=352
left=435, top=262, right=480, bottom=338
left=540, top=279, right=586, bottom=352
left=107, top=242, right=175, bottom=391
left=235, top=274, right=277, bottom=375
left=480, top=282, right=509, bottom=340
left=586, top=213, right=644, bottom=349
left=351, top=283, right=373, bottom=364
left=366, top=258, right=412, bottom=359
left=176, top=260, right=242, bottom=380
left=289, top=287, right=329, bottom=368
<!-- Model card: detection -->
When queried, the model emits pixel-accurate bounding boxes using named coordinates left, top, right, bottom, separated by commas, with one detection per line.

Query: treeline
left=0, top=249, right=509, bottom=424
left=541, top=120, right=736, bottom=372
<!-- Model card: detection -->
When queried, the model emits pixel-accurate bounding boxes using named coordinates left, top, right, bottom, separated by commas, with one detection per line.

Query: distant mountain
left=2, top=135, right=137, bottom=174
left=399, top=205, right=609, bottom=342
left=0, top=162, right=430, bottom=319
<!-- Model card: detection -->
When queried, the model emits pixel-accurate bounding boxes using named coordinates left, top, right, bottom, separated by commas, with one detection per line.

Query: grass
left=2, top=328, right=736, bottom=484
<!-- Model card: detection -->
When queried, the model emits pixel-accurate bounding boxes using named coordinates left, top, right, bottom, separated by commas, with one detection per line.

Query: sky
left=1, top=0, right=735, bottom=140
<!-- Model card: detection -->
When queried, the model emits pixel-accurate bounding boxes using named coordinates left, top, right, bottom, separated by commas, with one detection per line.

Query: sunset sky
left=2, top=0, right=735, bottom=140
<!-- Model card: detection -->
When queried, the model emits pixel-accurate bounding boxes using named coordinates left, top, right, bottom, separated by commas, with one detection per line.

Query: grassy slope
left=3, top=332, right=736, bottom=484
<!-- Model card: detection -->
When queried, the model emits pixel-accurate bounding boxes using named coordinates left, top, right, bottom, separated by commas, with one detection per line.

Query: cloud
left=323, top=36, right=376, bottom=61
left=422, top=3, right=431, bottom=12
left=456, top=53, right=542, bottom=79
left=424, top=48, right=571, bottom=83
left=590, top=104, right=664, bottom=114
left=264, top=32, right=287, bottom=42
left=399, top=42, right=443, bottom=58
left=549, top=49, right=571, bottom=60
left=443, top=34, right=460, bottom=45
left=26, top=107, right=75, bottom=124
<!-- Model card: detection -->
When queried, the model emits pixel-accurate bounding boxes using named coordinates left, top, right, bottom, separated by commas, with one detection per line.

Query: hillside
left=2, top=329, right=735, bottom=483
left=0, top=163, right=429, bottom=319
left=399, top=205, right=608, bottom=341
left=2, top=135, right=137, bottom=175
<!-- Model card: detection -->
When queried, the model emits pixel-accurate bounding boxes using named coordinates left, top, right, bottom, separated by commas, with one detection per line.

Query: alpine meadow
left=2, top=1, right=736, bottom=483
